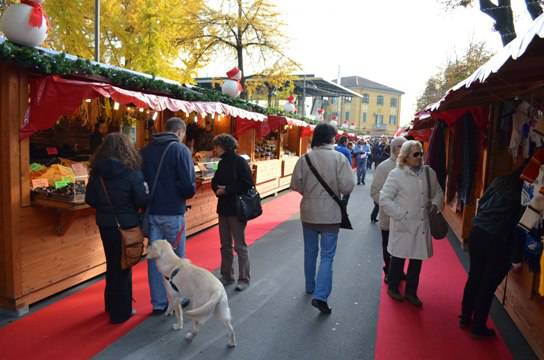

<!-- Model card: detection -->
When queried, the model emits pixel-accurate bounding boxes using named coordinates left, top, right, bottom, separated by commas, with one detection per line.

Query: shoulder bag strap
left=304, top=154, right=343, bottom=208
left=99, top=177, right=121, bottom=229
left=149, top=142, right=176, bottom=201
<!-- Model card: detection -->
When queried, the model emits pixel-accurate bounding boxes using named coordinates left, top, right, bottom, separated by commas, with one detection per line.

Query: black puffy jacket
left=85, top=159, right=149, bottom=229
left=211, top=151, right=254, bottom=216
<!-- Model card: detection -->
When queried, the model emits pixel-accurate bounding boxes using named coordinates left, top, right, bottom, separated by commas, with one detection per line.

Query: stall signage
left=55, top=180, right=69, bottom=189
left=31, top=178, right=49, bottom=189
left=46, top=147, right=59, bottom=155
left=71, top=163, right=88, bottom=177
left=30, top=163, right=44, bottom=172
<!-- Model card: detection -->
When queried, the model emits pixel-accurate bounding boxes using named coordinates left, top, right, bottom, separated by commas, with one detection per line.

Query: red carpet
left=375, top=238, right=512, bottom=360
left=0, top=191, right=301, bottom=360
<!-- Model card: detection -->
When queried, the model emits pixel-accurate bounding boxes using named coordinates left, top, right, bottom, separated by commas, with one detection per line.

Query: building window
left=377, top=95, right=384, bottom=106
left=390, top=97, right=398, bottom=108
left=345, top=112, right=350, bottom=121
left=389, top=115, right=397, bottom=125
left=374, top=114, right=385, bottom=128
left=362, top=112, right=367, bottom=122
left=362, top=94, right=369, bottom=104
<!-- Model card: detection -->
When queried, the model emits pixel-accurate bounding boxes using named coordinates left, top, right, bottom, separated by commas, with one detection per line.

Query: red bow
left=20, top=0, right=48, bottom=28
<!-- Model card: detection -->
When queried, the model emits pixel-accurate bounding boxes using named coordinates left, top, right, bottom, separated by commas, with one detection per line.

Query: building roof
left=335, top=76, right=404, bottom=95
left=195, top=74, right=363, bottom=99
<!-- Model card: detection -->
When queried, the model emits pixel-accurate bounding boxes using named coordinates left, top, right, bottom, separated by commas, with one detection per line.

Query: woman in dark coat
left=211, top=134, right=254, bottom=291
left=85, top=133, right=148, bottom=324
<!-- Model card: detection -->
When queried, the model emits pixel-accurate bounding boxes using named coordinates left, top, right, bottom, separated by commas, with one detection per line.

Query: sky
left=199, top=0, right=537, bottom=125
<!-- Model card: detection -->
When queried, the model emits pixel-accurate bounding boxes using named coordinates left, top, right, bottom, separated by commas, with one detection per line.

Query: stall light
left=113, top=102, right=120, bottom=110
left=152, top=112, right=159, bottom=120
left=85, top=99, right=92, bottom=103
left=193, top=115, right=198, bottom=123
left=185, top=112, right=190, bottom=118
left=139, top=108, right=144, bottom=113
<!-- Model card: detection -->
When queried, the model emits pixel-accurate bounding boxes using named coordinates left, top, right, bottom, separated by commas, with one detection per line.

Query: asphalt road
left=95, top=175, right=384, bottom=360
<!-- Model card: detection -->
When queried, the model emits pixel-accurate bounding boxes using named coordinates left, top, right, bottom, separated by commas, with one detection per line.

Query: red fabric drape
left=21, top=75, right=265, bottom=139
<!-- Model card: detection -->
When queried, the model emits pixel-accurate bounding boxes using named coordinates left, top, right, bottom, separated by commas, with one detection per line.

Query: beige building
left=325, top=76, right=404, bottom=136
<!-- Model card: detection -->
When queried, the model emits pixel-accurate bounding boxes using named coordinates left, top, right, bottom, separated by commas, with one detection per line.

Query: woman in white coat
left=379, top=140, right=443, bottom=307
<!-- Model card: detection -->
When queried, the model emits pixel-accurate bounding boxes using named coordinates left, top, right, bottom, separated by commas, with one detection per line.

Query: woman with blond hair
left=379, top=140, right=443, bottom=307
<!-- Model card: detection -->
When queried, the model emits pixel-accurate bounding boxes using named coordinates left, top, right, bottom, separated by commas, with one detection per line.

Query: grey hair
left=397, top=140, right=423, bottom=168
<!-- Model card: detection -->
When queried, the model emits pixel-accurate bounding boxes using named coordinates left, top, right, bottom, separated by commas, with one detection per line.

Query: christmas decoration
left=221, top=67, right=243, bottom=98
left=330, top=120, right=338, bottom=127
left=0, top=0, right=48, bottom=47
left=283, top=95, right=296, bottom=113
left=317, top=108, right=325, bottom=121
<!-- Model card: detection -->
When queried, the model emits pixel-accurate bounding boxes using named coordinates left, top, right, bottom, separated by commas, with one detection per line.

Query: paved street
left=95, top=175, right=383, bottom=360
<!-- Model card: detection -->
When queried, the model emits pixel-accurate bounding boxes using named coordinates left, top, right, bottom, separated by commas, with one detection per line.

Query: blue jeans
left=357, top=160, right=367, bottom=184
left=147, top=215, right=186, bottom=310
left=303, top=226, right=339, bottom=302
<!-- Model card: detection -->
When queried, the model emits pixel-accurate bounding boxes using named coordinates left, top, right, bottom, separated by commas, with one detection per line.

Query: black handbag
left=304, top=154, right=353, bottom=230
left=425, top=166, right=448, bottom=239
left=232, top=158, right=262, bottom=221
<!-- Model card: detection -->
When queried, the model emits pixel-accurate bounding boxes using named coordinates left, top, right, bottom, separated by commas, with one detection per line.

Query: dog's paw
left=184, top=332, right=195, bottom=342
left=172, top=323, right=183, bottom=331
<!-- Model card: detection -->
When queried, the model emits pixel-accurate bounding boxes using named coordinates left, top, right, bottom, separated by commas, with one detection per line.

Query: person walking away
left=370, top=136, right=407, bottom=279
left=460, top=168, right=524, bottom=338
left=141, top=117, right=196, bottom=314
left=85, top=133, right=148, bottom=323
left=353, top=140, right=370, bottom=185
left=291, top=123, right=355, bottom=314
left=335, top=136, right=352, bottom=166
left=212, top=134, right=254, bottom=291
left=380, top=140, right=443, bottom=307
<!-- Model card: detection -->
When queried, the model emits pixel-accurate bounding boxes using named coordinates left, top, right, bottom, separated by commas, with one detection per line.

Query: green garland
left=0, top=39, right=266, bottom=113
left=0, top=40, right=369, bottom=135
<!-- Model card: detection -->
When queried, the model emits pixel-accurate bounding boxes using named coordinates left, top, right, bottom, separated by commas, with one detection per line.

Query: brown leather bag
left=425, top=166, right=448, bottom=240
left=100, top=178, right=145, bottom=269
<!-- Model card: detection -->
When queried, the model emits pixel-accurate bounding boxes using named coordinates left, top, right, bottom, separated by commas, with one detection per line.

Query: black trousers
left=99, top=227, right=133, bottom=323
left=371, top=202, right=379, bottom=222
left=461, top=226, right=511, bottom=330
left=388, top=256, right=422, bottom=295
left=381, top=230, right=390, bottom=274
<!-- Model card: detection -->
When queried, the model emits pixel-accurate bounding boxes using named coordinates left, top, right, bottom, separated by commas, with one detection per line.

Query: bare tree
left=440, top=0, right=543, bottom=45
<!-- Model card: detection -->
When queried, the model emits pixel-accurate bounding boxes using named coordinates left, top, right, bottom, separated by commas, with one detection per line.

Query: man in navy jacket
left=141, top=117, right=196, bottom=314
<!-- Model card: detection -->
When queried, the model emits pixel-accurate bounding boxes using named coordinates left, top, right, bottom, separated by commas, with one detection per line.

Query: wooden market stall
left=420, top=14, right=544, bottom=358
left=0, top=39, right=267, bottom=313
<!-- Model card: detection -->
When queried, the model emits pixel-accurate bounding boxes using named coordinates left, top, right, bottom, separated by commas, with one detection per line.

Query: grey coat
left=291, top=145, right=355, bottom=224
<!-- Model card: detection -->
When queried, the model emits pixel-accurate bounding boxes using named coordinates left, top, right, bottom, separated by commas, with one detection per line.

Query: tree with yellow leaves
left=245, top=59, right=298, bottom=106
left=180, top=0, right=294, bottom=95
left=41, top=0, right=205, bottom=83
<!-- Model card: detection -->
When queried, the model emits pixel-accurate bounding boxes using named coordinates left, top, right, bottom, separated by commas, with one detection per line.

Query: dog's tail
left=183, top=290, right=223, bottom=318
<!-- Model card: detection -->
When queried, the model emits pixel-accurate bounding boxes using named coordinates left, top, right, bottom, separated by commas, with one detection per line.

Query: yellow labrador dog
left=147, top=240, right=236, bottom=348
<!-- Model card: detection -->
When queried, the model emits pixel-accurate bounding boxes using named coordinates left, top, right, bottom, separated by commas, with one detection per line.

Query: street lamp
left=94, top=0, right=100, bottom=62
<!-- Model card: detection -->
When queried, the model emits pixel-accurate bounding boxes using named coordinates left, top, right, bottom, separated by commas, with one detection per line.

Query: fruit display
left=30, top=161, right=89, bottom=204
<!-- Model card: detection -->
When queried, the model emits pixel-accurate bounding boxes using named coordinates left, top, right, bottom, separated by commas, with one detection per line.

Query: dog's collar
left=164, top=267, right=181, bottom=293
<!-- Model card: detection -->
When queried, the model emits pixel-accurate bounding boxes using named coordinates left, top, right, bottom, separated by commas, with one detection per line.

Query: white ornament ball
left=221, top=79, right=241, bottom=98
left=0, top=4, right=48, bottom=47
left=284, top=102, right=296, bottom=113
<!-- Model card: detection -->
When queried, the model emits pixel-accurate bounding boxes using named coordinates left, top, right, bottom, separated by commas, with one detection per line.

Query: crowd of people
left=84, top=119, right=522, bottom=342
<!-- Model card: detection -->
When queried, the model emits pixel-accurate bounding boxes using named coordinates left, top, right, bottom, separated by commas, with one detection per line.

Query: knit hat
left=226, top=67, right=242, bottom=81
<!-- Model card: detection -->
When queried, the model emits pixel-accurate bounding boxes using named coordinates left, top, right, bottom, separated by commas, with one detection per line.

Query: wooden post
left=0, top=64, right=26, bottom=310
